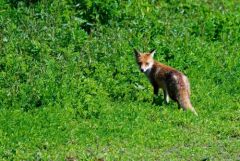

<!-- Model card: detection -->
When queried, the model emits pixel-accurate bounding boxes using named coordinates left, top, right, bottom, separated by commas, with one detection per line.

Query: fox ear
left=149, top=49, right=156, bottom=58
left=134, top=48, right=140, bottom=58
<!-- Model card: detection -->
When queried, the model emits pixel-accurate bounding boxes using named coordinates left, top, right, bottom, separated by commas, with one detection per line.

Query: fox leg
left=162, top=81, right=170, bottom=104
left=164, top=89, right=170, bottom=104
left=151, top=81, right=159, bottom=96
left=154, top=86, right=159, bottom=96
left=152, top=85, right=159, bottom=104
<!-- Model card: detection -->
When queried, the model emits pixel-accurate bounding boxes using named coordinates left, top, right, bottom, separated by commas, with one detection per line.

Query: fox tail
left=179, top=97, right=198, bottom=116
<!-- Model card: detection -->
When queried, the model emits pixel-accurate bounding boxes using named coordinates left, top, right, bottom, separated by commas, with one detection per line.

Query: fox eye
left=146, top=62, right=149, bottom=66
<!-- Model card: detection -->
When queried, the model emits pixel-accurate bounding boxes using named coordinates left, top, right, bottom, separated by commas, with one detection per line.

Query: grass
left=0, top=103, right=239, bottom=160
left=0, top=0, right=240, bottom=160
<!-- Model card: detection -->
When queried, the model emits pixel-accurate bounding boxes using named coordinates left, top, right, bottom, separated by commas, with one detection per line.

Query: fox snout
left=140, top=64, right=152, bottom=73
left=140, top=68, right=146, bottom=72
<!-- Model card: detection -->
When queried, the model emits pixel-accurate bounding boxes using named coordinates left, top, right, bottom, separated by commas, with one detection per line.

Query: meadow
left=0, top=0, right=239, bottom=160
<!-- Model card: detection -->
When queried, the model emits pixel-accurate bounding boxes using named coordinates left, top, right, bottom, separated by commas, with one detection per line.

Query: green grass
left=0, top=0, right=240, bottom=160
left=0, top=103, right=239, bottom=160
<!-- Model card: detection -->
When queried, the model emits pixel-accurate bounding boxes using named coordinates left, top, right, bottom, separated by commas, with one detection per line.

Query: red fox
left=134, top=49, right=198, bottom=116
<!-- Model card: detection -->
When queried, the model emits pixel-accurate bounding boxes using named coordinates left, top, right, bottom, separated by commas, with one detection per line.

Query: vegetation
left=0, top=0, right=239, bottom=160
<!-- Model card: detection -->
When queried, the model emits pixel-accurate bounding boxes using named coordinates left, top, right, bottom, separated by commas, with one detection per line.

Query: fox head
left=134, top=49, right=156, bottom=73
